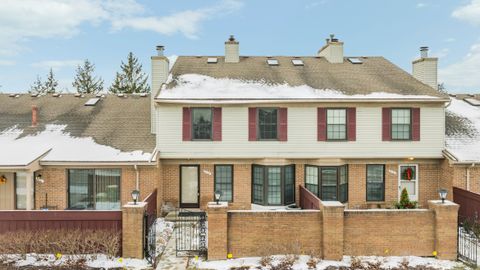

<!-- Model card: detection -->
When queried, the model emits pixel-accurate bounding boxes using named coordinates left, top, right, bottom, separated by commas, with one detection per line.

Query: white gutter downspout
left=467, top=163, right=475, bottom=191
left=134, top=164, right=139, bottom=191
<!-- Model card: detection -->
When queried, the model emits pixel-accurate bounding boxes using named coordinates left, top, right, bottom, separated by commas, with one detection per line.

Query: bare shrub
left=0, top=229, right=120, bottom=258
left=350, top=257, right=363, bottom=269
left=270, top=255, right=297, bottom=270
left=260, top=255, right=273, bottom=267
left=306, top=255, right=320, bottom=269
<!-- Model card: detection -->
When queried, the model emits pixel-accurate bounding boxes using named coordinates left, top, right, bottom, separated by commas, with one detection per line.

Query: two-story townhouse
left=152, top=36, right=450, bottom=210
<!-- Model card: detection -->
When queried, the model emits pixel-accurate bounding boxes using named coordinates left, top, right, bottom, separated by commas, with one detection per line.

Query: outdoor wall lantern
left=131, top=189, right=140, bottom=205
left=214, top=190, right=222, bottom=205
left=35, top=174, right=44, bottom=184
left=438, top=189, right=448, bottom=203
left=0, top=175, right=6, bottom=184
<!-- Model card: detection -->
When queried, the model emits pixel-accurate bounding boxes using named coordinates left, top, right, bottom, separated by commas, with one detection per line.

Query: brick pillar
left=428, top=200, right=459, bottom=260
left=207, top=202, right=228, bottom=260
left=321, top=201, right=345, bottom=260
left=122, top=202, right=147, bottom=259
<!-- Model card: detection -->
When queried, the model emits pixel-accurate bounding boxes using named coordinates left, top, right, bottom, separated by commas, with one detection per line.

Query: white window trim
left=398, top=164, right=419, bottom=201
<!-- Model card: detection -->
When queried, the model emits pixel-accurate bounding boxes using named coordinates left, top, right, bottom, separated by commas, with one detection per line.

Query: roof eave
left=154, top=97, right=450, bottom=104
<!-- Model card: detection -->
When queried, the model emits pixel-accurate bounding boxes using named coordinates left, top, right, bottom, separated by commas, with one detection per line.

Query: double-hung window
left=68, top=169, right=121, bottom=210
left=192, top=108, right=212, bottom=140
left=214, top=165, right=233, bottom=202
left=258, top=108, right=278, bottom=140
left=366, top=165, right=385, bottom=201
left=327, top=109, right=347, bottom=140
left=391, top=109, right=411, bottom=140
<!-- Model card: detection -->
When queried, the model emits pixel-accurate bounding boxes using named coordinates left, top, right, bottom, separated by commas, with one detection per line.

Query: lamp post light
left=214, top=190, right=222, bottom=205
left=438, top=188, right=448, bottom=203
left=131, top=189, right=140, bottom=205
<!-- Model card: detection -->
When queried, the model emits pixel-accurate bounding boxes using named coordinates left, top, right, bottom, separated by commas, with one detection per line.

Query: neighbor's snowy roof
left=0, top=125, right=153, bottom=166
left=157, top=74, right=444, bottom=103
left=445, top=98, right=480, bottom=162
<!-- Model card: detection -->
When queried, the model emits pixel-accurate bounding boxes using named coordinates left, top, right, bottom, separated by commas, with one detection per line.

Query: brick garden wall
left=208, top=200, right=459, bottom=261
left=344, top=210, right=435, bottom=256
left=227, top=210, right=323, bottom=258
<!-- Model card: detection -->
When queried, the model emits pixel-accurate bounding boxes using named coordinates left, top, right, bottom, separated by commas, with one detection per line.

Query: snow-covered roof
left=0, top=125, right=153, bottom=165
left=157, top=74, right=444, bottom=103
left=0, top=94, right=156, bottom=165
left=161, top=56, right=448, bottom=102
left=445, top=98, right=480, bottom=162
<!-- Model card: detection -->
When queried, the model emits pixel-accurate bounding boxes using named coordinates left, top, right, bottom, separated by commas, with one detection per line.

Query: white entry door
left=398, top=164, right=419, bottom=201
left=180, top=166, right=199, bottom=208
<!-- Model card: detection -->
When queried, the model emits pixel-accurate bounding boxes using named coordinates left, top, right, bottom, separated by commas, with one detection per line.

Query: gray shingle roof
left=0, top=94, right=155, bottom=153
left=167, top=56, right=447, bottom=98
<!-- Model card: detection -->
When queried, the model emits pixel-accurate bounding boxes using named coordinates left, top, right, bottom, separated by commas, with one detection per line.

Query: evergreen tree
left=29, top=75, right=46, bottom=94
left=44, top=68, right=58, bottom=94
left=72, top=60, right=104, bottom=94
left=109, top=52, right=150, bottom=93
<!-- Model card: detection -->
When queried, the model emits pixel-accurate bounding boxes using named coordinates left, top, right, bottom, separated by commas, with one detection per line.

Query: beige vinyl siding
left=0, top=172, right=15, bottom=210
left=156, top=103, right=445, bottom=159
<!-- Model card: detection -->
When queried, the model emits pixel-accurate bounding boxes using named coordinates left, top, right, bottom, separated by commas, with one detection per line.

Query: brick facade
left=34, top=165, right=160, bottom=211
left=161, top=159, right=444, bottom=210
left=446, top=158, right=480, bottom=195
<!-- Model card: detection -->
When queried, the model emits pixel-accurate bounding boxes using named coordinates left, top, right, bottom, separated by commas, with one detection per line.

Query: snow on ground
left=446, top=98, right=480, bottom=161
left=196, top=255, right=466, bottom=270
left=0, top=124, right=152, bottom=164
left=158, top=74, right=441, bottom=101
left=1, top=254, right=150, bottom=269
left=156, top=218, right=175, bottom=257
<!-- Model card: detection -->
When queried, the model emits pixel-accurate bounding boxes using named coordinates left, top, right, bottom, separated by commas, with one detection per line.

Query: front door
left=398, top=164, right=419, bottom=201
left=180, top=165, right=200, bottom=208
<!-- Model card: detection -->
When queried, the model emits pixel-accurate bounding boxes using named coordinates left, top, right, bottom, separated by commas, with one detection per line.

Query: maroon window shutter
left=347, top=108, right=356, bottom=141
left=412, top=108, right=420, bottom=141
left=182, top=107, right=192, bottom=141
left=382, top=108, right=391, bottom=141
left=278, top=108, right=288, bottom=141
left=212, top=107, right=222, bottom=141
left=317, top=108, right=327, bottom=141
left=248, top=107, right=257, bottom=141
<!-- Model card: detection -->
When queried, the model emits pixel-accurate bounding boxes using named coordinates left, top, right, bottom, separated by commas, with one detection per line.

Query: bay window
left=304, top=165, right=348, bottom=203
left=68, top=169, right=121, bottom=210
left=252, top=165, right=295, bottom=206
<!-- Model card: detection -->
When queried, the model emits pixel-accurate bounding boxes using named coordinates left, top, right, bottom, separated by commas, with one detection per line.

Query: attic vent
left=74, top=93, right=82, bottom=98
left=348, top=58, right=363, bottom=64
left=464, top=98, right=480, bottom=106
left=84, top=98, right=100, bottom=106
left=30, top=93, right=39, bottom=97
left=117, top=93, right=125, bottom=97
left=96, top=93, right=105, bottom=98
left=52, top=93, right=61, bottom=97
left=292, top=59, right=304, bottom=66
left=140, top=93, right=148, bottom=97
left=207, top=57, right=218, bottom=64
left=267, top=59, right=279, bottom=66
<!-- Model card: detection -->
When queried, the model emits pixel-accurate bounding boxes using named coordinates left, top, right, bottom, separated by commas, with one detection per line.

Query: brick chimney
left=151, top=45, right=170, bottom=134
left=412, top=46, right=438, bottom=90
left=317, top=34, right=344, bottom=63
left=225, top=35, right=239, bottom=63
left=31, top=105, right=38, bottom=127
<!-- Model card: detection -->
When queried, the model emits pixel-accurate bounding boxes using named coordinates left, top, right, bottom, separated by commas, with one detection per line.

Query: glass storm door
left=180, top=166, right=199, bottom=208
left=398, top=165, right=418, bottom=201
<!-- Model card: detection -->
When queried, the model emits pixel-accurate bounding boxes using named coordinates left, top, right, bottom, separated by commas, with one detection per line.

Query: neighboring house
left=444, top=94, right=480, bottom=194
left=152, top=36, right=451, bottom=210
left=0, top=94, right=159, bottom=210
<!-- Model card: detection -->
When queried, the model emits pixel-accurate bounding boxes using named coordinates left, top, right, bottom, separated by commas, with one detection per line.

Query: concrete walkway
left=155, top=230, right=189, bottom=270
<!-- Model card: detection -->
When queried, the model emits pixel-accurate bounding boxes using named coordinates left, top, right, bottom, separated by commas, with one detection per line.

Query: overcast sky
left=0, top=0, right=479, bottom=93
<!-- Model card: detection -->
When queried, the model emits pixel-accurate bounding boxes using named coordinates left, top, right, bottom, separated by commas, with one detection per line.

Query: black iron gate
left=144, top=212, right=157, bottom=264
left=175, top=208, right=207, bottom=257
left=458, top=225, right=478, bottom=266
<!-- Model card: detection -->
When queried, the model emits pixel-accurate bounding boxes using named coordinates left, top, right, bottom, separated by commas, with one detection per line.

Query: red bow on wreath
left=405, top=168, right=413, bottom=180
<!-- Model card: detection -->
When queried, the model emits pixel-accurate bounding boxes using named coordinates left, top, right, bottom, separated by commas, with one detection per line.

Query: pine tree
left=72, top=60, right=104, bottom=94
left=29, top=75, right=46, bottom=94
left=109, top=52, right=150, bottom=93
left=44, top=68, right=58, bottom=94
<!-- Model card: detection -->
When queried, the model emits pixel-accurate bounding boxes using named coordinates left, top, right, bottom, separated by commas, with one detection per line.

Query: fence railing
left=300, top=185, right=321, bottom=210
left=453, top=187, right=480, bottom=222
left=0, top=210, right=122, bottom=233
